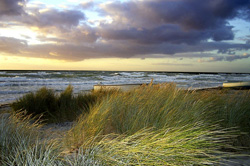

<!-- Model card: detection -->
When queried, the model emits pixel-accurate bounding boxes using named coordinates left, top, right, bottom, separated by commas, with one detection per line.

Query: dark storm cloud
left=0, top=2, right=85, bottom=30
left=32, top=21, right=98, bottom=44
left=101, top=0, right=250, bottom=30
left=0, top=0, right=26, bottom=16
left=98, top=0, right=250, bottom=46
left=134, top=53, right=216, bottom=59
left=24, top=9, right=85, bottom=29
left=64, top=25, right=98, bottom=43
left=238, top=4, right=250, bottom=20
left=0, top=4, right=97, bottom=44
left=95, top=0, right=250, bottom=60
left=226, top=54, right=250, bottom=61
left=22, top=6, right=94, bottom=43
left=0, top=37, right=27, bottom=54
left=9, top=40, right=248, bottom=61
left=99, top=24, right=234, bottom=45
left=202, top=54, right=250, bottom=62
left=35, top=26, right=98, bottom=44
left=0, top=0, right=250, bottom=62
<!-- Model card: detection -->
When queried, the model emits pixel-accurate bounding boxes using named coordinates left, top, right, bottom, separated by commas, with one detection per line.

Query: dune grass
left=62, top=83, right=249, bottom=164
left=0, top=111, right=59, bottom=165
left=0, top=111, right=104, bottom=165
left=68, top=84, right=250, bottom=141
left=11, top=85, right=117, bottom=123
left=91, top=125, right=237, bottom=165
left=11, top=85, right=89, bottom=122
left=0, top=113, right=241, bottom=165
left=1, top=83, right=250, bottom=165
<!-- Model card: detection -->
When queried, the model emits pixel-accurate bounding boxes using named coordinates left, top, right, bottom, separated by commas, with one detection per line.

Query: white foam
left=1, top=71, right=250, bottom=104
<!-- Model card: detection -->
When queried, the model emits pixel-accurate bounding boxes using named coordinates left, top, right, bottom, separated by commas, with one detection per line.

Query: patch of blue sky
left=229, top=19, right=250, bottom=43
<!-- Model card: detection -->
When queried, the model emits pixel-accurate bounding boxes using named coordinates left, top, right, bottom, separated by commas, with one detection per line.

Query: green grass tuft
left=11, top=85, right=117, bottom=123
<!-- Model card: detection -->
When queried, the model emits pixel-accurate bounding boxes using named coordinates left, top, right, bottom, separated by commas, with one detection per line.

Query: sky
left=0, top=0, right=250, bottom=72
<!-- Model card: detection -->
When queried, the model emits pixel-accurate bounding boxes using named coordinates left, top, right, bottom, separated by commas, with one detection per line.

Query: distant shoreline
left=1, top=71, right=249, bottom=106
left=0, top=70, right=250, bottom=74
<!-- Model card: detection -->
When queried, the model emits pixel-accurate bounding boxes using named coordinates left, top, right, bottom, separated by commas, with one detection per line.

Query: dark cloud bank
left=0, top=0, right=250, bottom=62
left=0, top=0, right=26, bottom=16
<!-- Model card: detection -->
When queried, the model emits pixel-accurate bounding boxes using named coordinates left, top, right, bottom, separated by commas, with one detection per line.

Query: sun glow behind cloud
left=0, top=26, right=41, bottom=44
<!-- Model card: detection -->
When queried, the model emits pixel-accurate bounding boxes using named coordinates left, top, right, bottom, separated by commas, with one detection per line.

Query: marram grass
left=1, top=83, right=249, bottom=165
left=11, top=85, right=118, bottom=123
left=0, top=111, right=102, bottom=165
left=69, top=83, right=250, bottom=140
left=63, top=124, right=240, bottom=165
left=92, top=124, right=238, bottom=165
left=0, top=111, right=58, bottom=165
left=64, top=83, right=249, bottom=165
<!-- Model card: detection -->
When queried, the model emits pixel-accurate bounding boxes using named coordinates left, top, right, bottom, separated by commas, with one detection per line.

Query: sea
left=0, top=70, right=250, bottom=105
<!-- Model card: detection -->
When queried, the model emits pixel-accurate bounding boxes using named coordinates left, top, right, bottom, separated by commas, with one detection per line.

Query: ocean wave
left=1, top=71, right=250, bottom=104
left=0, top=90, right=31, bottom=95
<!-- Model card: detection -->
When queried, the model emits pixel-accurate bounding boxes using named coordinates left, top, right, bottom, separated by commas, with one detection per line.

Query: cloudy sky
left=0, top=0, right=250, bottom=72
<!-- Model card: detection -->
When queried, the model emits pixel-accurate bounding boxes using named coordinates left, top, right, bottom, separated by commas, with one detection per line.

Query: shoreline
left=1, top=71, right=249, bottom=106
left=1, top=86, right=250, bottom=106
left=1, top=69, right=250, bottom=74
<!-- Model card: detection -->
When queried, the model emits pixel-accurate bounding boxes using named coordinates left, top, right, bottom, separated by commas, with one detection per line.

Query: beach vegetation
left=11, top=85, right=117, bottom=123
left=0, top=111, right=56, bottom=165
left=1, top=83, right=249, bottom=165
left=66, top=84, right=250, bottom=151
left=0, top=111, right=239, bottom=166
left=69, top=84, right=249, bottom=134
